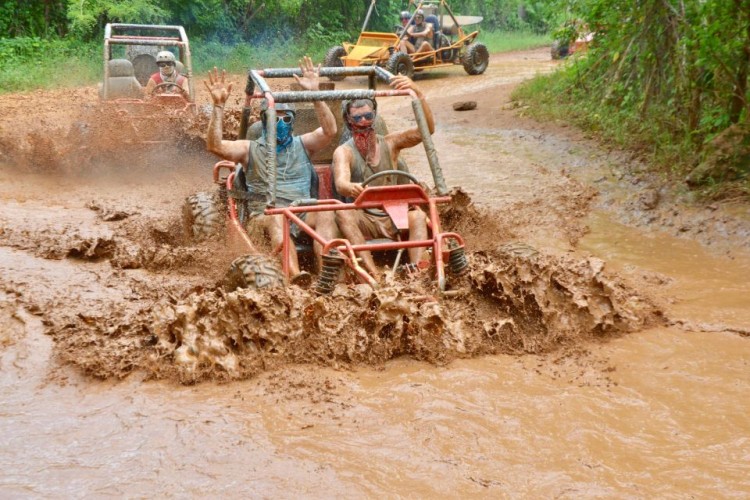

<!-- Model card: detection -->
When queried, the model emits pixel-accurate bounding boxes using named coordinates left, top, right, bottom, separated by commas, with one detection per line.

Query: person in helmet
left=331, top=75, right=435, bottom=280
left=399, top=9, right=434, bottom=54
left=398, top=10, right=411, bottom=32
left=204, top=56, right=338, bottom=283
left=144, top=50, right=189, bottom=97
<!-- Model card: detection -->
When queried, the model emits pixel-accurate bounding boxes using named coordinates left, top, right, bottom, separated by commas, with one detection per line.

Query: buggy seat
left=105, top=59, right=143, bottom=99
left=425, top=15, right=441, bottom=49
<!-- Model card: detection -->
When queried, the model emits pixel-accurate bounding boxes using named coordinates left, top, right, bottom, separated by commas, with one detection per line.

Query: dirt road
left=1, top=48, right=749, bottom=496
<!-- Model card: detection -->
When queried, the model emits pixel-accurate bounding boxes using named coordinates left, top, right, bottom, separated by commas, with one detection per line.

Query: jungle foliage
left=517, top=0, right=750, bottom=199
left=1, top=0, right=556, bottom=45
left=0, top=0, right=555, bottom=91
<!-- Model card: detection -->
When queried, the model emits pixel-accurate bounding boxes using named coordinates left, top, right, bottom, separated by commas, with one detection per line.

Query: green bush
left=0, top=37, right=99, bottom=93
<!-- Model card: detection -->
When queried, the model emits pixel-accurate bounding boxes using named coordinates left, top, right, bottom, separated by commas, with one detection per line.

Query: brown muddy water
left=1, top=48, right=749, bottom=496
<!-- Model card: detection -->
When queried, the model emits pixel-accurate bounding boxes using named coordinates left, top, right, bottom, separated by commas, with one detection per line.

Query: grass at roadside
left=513, top=65, right=750, bottom=201
left=480, top=30, right=550, bottom=53
left=0, top=40, right=100, bottom=93
left=0, top=30, right=550, bottom=94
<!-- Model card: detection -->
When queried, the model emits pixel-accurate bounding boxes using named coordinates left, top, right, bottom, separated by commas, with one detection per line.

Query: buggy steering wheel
left=151, top=82, right=184, bottom=96
left=361, top=169, right=422, bottom=216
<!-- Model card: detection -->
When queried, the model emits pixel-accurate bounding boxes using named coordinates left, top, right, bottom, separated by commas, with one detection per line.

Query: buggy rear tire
left=183, top=191, right=223, bottom=241
left=324, top=46, right=347, bottom=81
left=462, top=43, right=489, bottom=75
left=386, top=51, right=415, bottom=79
left=224, top=254, right=285, bottom=291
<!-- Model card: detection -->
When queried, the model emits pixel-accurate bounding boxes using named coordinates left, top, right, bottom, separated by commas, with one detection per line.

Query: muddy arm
left=387, top=76, right=435, bottom=152
left=332, top=146, right=363, bottom=198
left=301, top=100, right=337, bottom=157
left=206, top=106, right=250, bottom=163
left=295, top=56, right=337, bottom=156
left=204, top=67, right=250, bottom=163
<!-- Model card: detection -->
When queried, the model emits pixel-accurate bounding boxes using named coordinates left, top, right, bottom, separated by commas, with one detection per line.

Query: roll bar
left=240, top=65, right=448, bottom=204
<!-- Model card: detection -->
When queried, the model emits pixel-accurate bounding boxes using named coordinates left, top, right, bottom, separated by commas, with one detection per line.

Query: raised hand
left=203, top=67, right=233, bottom=106
left=390, top=74, right=423, bottom=98
left=293, top=56, right=320, bottom=91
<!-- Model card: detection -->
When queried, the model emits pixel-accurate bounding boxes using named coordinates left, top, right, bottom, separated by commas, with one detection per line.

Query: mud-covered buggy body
left=324, top=0, right=488, bottom=80
left=94, top=23, right=196, bottom=145
left=184, top=65, right=468, bottom=294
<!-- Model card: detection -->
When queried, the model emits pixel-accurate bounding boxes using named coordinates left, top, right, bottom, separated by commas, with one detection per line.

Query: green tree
left=66, top=0, right=168, bottom=39
left=0, top=0, right=68, bottom=37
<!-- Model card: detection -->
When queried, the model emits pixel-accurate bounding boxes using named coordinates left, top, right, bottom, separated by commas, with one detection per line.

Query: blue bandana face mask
left=275, top=116, right=293, bottom=151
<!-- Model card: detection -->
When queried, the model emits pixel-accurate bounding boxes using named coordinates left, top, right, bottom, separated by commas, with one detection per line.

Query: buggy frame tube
left=361, top=0, right=377, bottom=32
left=266, top=194, right=457, bottom=290
left=225, top=172, right=260, bottom=252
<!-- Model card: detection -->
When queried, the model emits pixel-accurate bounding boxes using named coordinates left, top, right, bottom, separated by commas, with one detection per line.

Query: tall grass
left=0, top=39, right=100, bottom=93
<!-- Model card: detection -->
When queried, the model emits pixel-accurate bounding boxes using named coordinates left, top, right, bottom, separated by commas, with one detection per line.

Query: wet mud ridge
left=0, top=173, right=663, bottom=384
left=45, top=242, right=662, bottom=384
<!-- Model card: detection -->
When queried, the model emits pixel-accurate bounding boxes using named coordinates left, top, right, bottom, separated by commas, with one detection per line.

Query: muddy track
left=1, top=48, right=749, bottom=497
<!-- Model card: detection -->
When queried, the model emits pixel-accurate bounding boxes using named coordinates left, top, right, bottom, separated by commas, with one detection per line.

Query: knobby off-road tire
left=462, top=43, right=489, bottom=75
left=183, top=191, right=223, bottom=241
left=386, top=51, right=415, bottom=79
left=224, top=254, right=285, bottom=291
left=324, top=46, right=347, bottom=81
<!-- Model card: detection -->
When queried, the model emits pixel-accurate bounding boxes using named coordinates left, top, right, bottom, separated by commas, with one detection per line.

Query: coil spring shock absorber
left=448, top=241, right=469, bottom=276
left=316, top=250, right=345, bottom=295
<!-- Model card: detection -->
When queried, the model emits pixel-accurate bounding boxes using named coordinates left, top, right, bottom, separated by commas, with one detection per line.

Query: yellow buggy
left=323, top=0, right=488, bottom=80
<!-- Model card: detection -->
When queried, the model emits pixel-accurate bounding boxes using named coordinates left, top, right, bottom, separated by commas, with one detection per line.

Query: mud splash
left=47, top=244, right=661, bottom=384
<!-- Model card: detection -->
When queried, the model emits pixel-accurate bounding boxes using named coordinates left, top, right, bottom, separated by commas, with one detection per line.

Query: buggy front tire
left=183, top=191, right=223, bottom=241
left=324, top=46, right=347, bottom=81
left=462, top=43, right=489, bottom=75
left=224, top=254, right=285, bottom=291
left=386, top=51, right=415, bottom=79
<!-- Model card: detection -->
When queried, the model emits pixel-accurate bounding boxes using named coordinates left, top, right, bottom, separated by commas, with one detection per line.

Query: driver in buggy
left=331, top=75, right=435, bottom=280
left=144, top=51, right=189, bottom=98
left=204, top=57, right=339, bottom=284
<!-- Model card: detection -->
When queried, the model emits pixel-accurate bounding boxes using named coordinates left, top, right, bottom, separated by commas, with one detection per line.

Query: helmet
left=415, top=9, right=425, bottom=19
left=400, top=11, right=410, bottom=20
left=260, top=100, right=296, bottom=125
left=156, top=51, right=176, bottom=64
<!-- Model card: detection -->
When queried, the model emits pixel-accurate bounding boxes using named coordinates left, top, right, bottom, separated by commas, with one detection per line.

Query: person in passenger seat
left=399, top=9, right=434, bottom=54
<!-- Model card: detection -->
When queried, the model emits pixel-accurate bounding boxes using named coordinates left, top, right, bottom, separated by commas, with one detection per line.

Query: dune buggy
left=184, top=64, right=469, bottom=294
left=93, top=23, right=196, bottom=145
left=323, top=0, right=488, bottom=80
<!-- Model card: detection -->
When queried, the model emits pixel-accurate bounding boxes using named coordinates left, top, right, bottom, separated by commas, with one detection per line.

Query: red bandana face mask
left=348, top=115, right=377, bottom=165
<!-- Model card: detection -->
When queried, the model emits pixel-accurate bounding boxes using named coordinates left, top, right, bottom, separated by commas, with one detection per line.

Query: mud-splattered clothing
left=147, top=71, right=188, bottom=94
left=335, top=134, right=410, bottom=240
left=242, top=135, right=317, bottom=211
left=334, top=135, right=409, bottom=202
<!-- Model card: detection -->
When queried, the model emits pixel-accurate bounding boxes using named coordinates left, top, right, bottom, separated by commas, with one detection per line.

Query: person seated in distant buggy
left=398, top=9, right=434, bottom=54
left=204, top=56, right=338, bottom=283
left=144, top=51, right=189, bottom=97
left=397, top=10, right=412, bottom=35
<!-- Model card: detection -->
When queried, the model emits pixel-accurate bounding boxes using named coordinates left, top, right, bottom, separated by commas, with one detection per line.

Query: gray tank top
left=245, top=135, right=315, bottom=208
